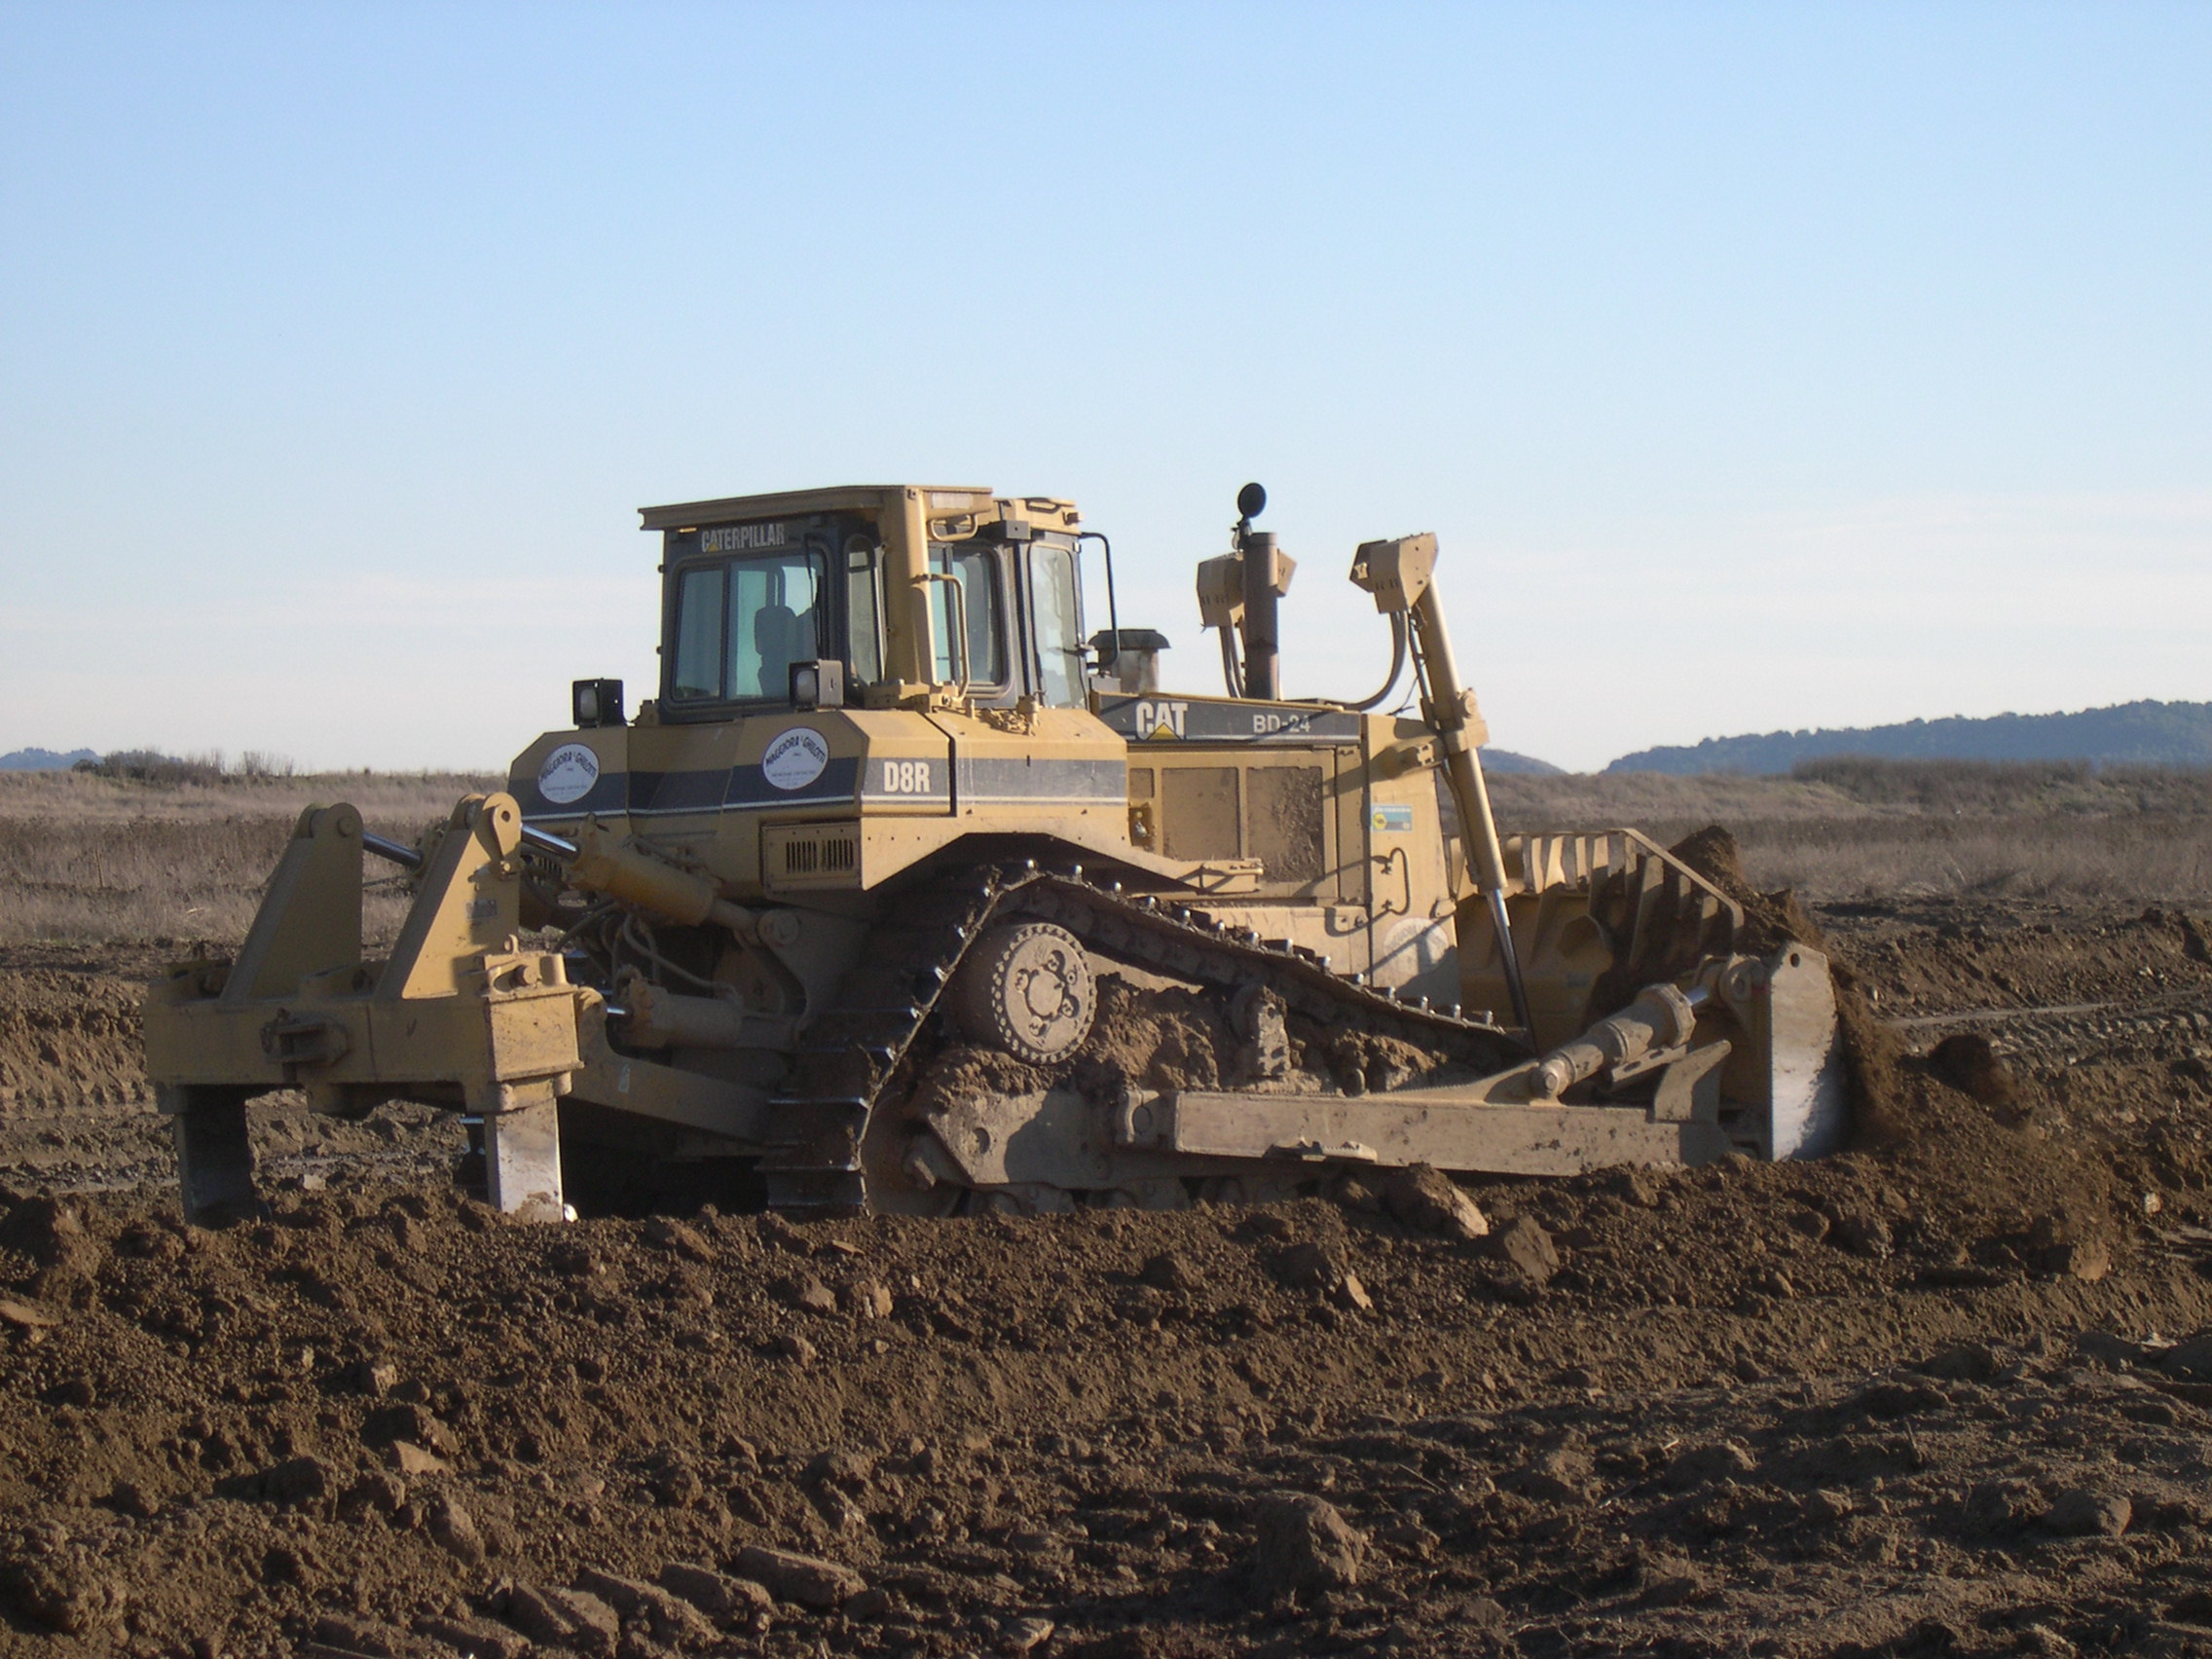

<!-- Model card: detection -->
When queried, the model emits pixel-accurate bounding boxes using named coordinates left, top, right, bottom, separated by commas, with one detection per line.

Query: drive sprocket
left=949, top=921, right=1097, bottom=1063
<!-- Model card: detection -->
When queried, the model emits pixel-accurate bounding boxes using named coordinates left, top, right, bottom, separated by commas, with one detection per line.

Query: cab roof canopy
left=638, top=486, right=1079, bottom=534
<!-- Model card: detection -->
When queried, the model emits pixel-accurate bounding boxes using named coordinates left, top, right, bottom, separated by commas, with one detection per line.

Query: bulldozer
left=142, top=483, right=1847, bottom=1223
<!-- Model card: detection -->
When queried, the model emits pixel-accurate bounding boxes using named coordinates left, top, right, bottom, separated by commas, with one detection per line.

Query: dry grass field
left=0, top=768, right=500, bottom=945
left=0, top=758, right=2205, bottom=947
left=1491, top=760, right=2212, bottom=909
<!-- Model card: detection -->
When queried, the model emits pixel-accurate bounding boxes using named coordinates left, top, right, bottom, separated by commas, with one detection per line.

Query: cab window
left=925, top=543, right=1006, bottom=686
left=727, top=551, right=826, bottom=699
left=671, top=567, right=726, bottom=700
left=1026, top=539, right=1083, bottom=706
left=845, top=535, right=884, bottom=685
left=666, top=547, right=829, bottom=702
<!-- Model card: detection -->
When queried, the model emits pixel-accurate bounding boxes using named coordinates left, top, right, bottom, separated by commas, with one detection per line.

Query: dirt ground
left=6, top=891, right=2212, bottom=1658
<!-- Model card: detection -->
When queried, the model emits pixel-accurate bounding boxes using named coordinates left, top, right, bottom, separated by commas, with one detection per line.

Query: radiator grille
left=783, top=835, right=857, bottom=875
left=766, top=824, right=863, bottom=888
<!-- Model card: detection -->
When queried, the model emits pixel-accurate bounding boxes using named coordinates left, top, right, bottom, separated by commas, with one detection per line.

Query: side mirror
left=1236, top=481, right=1267, bottom=521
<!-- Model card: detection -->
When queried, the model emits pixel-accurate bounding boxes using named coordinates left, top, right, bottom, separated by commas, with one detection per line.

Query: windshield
left=669, top=547, right=830, bottom=702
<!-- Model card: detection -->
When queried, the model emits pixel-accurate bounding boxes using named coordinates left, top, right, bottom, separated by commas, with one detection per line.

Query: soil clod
left=1251, top=1493, right=1366, bottom=1604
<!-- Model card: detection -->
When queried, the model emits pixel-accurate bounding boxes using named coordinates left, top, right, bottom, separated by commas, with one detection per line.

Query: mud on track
left=4, top=903, right=2212, bottom=1658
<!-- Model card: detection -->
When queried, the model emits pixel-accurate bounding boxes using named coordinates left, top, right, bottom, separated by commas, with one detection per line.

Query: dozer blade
left=1115, top=942, right=1847, bottom=1176
left=899, top=880, right=1850, bottom=1211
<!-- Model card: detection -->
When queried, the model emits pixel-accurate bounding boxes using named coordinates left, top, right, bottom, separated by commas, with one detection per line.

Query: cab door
left=1016, top=536, right=1088, bottom=708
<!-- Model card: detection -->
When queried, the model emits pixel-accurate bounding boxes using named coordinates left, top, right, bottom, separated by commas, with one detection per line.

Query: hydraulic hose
left=1217, top=627, right=1245, bottom=699
left=1346, top=613, right=1408, bottom=712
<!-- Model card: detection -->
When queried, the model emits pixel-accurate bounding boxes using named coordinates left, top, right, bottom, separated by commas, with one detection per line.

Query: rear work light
left=788, top=660, right=844, bottom=712
left=572, top=679, right=625, bottom=728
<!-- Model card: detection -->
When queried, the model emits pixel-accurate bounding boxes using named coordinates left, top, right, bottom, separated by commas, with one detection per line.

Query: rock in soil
left=2045, top=1488, right=2131, bottom=1538
left=1140, top=1248, right=1201, bottom=1292
left=1494, top=1214, right=1559, bottom=1284
left=498, top=1581, right=619, bottom=1653
left=1382, top=1163, right=1490, bottom=1239
left=573, top=1565, right=717, bottom=1644
left=427, top=1493, right=484, bottom=1565
left=659, top=1560, right=774, bottom=1619
left=1251, top=1493, right=1366, bottom=1603
left=1928, top=1031, right=2019, bottom=1107
left=733, top=1544, right=866, bottom=1607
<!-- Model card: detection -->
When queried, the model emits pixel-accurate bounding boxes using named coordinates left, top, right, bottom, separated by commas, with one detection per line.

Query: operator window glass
left=671, top=567, right=726, bottom=700
left=1027, top=540, right=1083, bottom=706
left=845, top=537, right=883, bottom=686
left=723, top=550, right=828, bottom=701
left=925, top=543, right=1007, bottom=685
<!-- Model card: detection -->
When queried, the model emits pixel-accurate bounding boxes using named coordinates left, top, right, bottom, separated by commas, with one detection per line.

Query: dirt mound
left=1671, top=822, right=1830, bottom=957
left=1869, top=903, right=2212, bottom=1016
left=0, top=970, right=146, bottom=1110
left=1668, top=822, right=1755, bottom=898
left=1665, top=823, right=1927, bottom=1164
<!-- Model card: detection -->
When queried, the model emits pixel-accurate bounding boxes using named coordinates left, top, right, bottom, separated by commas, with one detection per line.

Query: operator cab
left=637, top=485, right=1089, bottom=720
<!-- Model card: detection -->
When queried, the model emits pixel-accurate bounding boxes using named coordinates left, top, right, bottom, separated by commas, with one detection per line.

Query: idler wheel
left=950, top=921, right=1097, bottom=1064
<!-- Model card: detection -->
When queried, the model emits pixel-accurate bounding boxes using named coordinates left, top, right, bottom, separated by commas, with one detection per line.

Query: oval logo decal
left=761, top=727, right=830, bottom=792
left=536, top=742, right=602, bottom=806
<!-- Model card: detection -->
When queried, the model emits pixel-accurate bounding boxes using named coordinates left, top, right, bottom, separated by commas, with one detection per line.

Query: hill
left=1605, top=699, right=2212, bottom=775
left=0, top=747, right=95, bottom=771
left=1479, top=747, right=1564, bottom=776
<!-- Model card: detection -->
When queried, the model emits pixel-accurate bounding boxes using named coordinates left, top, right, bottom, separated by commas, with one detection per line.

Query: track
left=762, top=864, right=1527, bottom=1211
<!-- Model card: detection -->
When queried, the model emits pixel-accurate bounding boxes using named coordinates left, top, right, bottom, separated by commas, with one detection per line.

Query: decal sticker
left=1371, top=803, right=1416, bottom=832
left=701, top=521, right=788, bottom=552
left=1133, top=699, right=1188, bottom=739
left=761, top=727, right=831, bottom=792
left=537, top=742, right=602, bottom=805
left=878, top=758, right=935, bottom=794
left=1097, top=694, right=1361, bottom=744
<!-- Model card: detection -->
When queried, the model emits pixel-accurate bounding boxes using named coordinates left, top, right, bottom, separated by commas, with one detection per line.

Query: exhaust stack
left=1197, top=482, right=1297, bottom=701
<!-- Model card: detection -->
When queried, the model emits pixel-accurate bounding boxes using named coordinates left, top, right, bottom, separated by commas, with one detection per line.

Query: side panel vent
left=763, top=823, right=864, bottom=891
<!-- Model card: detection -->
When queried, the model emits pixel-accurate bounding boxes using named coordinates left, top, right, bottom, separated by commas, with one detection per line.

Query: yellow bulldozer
left=143, top=483, right=1846, bottom=1222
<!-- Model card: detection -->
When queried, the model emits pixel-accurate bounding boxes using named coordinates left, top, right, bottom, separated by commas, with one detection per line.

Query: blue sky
left=2, top=2, right=2206, bottom=771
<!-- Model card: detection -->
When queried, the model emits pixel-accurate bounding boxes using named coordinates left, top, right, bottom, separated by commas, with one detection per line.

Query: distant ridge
left=1606, top=699, right=2212, bottom=776
left=0, top=747, right=96, bottom=771
left=1481, top=748, right=1565, bottom=777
